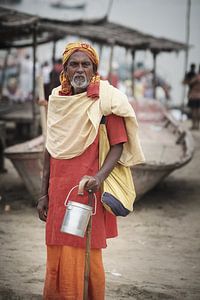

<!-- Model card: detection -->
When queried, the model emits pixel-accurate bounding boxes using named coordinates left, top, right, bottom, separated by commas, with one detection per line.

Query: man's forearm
left=96, top=143, right=123, bottom=183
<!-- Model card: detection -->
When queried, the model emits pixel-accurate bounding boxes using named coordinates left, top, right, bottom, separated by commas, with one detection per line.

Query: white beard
left=70, top=74, right=89, bottom=90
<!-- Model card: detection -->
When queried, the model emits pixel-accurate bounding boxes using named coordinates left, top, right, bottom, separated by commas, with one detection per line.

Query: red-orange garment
left=46, top=114, right=128, bottom=249
left=43, top=245, right=105, bottom=300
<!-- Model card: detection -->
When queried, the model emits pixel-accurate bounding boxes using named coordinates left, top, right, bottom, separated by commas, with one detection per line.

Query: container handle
left=64, top=185, right=79, bottom=206
left=64, top=185, right=97, bottom=215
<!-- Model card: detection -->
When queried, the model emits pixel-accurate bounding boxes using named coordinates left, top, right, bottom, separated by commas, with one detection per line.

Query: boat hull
left=5, top=151, right=43, bottom=203
left=132, top=166, right=172, bottom=200
left=4, top=136, right=43, bottom=203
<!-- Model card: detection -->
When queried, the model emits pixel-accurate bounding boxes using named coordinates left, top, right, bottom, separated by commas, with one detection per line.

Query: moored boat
left=130, top=99, right=194, bottom=199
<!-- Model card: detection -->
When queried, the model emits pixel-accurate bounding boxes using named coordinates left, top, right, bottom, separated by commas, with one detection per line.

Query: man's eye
left=69, top=62, right=78, bottom=67
left=83, top=62, right=91, bottom=67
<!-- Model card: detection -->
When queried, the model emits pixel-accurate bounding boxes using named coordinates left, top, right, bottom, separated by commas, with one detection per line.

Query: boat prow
left=4, top=135, right=44, bottom=202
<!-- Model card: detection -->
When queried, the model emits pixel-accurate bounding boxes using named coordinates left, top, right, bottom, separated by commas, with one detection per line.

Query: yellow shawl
left=46, top=80, right=145, bottom=166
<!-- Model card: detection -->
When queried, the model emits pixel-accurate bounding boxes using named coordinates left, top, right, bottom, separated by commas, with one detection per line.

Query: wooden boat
left=4, top=99, right=194, bottom=202
left=130, top=99, right=194, bottom=199
left=4, top=136, right=44, bottom=203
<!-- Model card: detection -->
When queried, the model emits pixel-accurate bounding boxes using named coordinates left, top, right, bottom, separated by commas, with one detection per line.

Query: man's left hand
left=80, top=175, right=101, bottom=193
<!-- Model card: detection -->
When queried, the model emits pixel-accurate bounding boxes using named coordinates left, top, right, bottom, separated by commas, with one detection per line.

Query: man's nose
left=77, top=64, right=84, bottom=73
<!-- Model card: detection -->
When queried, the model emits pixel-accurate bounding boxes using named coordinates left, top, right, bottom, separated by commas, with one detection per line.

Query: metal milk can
left=61, top=185, right=96, bottom=238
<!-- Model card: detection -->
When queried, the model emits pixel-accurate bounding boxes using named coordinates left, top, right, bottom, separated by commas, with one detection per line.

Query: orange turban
left=62, top=42, right=99, bottom=67
left=59, top=42, right=100, bottom=99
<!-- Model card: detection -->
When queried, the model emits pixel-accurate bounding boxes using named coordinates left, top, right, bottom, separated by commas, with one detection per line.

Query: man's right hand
left=37, top=195, right=49, bottom=222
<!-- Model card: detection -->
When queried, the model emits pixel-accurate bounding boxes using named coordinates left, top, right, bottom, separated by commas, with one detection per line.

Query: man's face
left=64, top=51, right=95, bottom=94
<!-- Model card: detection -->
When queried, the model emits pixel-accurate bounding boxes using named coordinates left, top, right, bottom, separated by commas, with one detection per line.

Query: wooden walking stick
left=83, top=190, right=93, bottom=300
left=78, top=178, right=94, bottom=300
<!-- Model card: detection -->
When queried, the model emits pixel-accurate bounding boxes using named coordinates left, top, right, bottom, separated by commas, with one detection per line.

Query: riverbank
left=0, top=126, right=199, bottom=300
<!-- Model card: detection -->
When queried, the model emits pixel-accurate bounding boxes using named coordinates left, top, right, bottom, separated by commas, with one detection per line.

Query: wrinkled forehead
left=66, top=51, right=93, bottom=64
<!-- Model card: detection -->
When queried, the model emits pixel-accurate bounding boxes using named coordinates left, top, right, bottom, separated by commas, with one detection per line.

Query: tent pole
left=108, top=43, right=114, bottom=83
left=131, top=50, right=135, bottom=98
left=31, top=23, right=38, bottom=137
left=52, top=39, right=57, bottom=64
left=152, top=51, right=158, bottom=99
left=98, top=44, right=103, bottom=61
left=107, top=0, right=114, bottom=18
left=182, top=0, right=191, bottom=112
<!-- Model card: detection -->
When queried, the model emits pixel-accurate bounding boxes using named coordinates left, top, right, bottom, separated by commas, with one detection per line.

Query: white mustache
left=73, top=74, right=87, bottom=80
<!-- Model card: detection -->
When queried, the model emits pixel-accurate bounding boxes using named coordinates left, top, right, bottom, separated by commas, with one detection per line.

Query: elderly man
left=37, top=42, right=144, bottom=299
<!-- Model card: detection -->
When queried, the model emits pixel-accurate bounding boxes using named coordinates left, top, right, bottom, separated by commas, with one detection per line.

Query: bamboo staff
left=83, top=207, right=92, bottom=300
left=78, top=179, right=93, bottom=300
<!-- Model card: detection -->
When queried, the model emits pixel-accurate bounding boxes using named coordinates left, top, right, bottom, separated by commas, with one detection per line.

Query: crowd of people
left=0, top=53, right=63, bottom=104
left=1, top=50, right=171, bottom=106
left=1, top=51, right=199, bottom=132
left=104, top=63, right=171, bottom=102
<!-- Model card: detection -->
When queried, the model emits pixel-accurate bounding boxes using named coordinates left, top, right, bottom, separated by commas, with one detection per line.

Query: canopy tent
left=39, top=18, right=188, bottom=98
left=0, top=6, right=188, bottom=100
left=0, top=7, right=64, bottom=49
left=40, top=18, right=187, bottom=53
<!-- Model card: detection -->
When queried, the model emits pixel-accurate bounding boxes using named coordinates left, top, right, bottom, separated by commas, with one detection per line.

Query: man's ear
left=93, top=64, right=97, bottom=73
left=63, top=62, right=68, bottom=73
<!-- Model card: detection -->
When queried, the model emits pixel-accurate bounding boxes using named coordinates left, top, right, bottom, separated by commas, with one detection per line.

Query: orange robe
left=44, top=246, right=105, bottom=300
left=44, top=115, right=127, bottom=299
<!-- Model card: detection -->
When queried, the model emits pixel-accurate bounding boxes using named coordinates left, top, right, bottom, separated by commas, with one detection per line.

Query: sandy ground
left=0, top=126, right=200, bottom=300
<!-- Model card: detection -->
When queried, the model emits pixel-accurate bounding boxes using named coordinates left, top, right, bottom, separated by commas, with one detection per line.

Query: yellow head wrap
left=59, top=42, right=100, bottom=98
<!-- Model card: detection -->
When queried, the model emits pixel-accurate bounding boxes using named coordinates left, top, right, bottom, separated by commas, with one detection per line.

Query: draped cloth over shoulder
left=99, top=122, right=136, bottom=216
left=46, top=80, right=145, bottom=167
left=99, top=80, right=145, bottom=166
left=46, top=87, right=102, bottom=159
left=98, top=82, right=145, bottom=216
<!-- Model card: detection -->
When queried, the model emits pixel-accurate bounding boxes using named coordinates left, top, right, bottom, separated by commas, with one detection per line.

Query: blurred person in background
left=19, top=53, right=40, bottom=101
left=49, top=58, right=63, bottom=91
left=41, top=61, right=51, bottom=99
left=183, top=63, right=197, bottom=102
left=185, top=65, right=200, bottom=130
left=2, top=76, right=25, bottom=103
left=183, top=63, right=197, bottom=84
left=19, top=54, right=33, bottom=100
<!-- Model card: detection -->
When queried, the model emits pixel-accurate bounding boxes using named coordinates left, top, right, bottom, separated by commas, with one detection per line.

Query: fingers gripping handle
left=65, top=176, right=91, bottom=205
left=78, top=177, right=97, bottom=214
left=64, top=179, right=97, bottom=215
left=78, top=176, right=91, bottom=195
